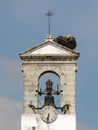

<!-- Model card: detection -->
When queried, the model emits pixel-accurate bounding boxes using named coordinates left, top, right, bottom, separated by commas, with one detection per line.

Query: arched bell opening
left=38, top=71, right=61, bottom=113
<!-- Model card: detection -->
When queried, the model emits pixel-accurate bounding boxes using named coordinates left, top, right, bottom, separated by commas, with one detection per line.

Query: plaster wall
left=21, top=113, right=76, bottom=130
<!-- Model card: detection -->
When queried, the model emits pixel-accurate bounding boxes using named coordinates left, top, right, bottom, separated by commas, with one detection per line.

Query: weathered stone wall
left=22, top=60, right=77, bottom=115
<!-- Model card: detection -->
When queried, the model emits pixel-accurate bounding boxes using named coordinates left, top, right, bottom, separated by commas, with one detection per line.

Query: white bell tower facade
left=19, top=35, right=79, bottom=130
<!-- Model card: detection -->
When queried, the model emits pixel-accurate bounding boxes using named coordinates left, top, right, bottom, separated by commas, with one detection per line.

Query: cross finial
left=45, top=9, right=54, bottom=35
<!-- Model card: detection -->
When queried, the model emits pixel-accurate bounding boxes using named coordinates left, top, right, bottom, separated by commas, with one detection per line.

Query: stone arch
left=37, top=70, right=61, bottom=111
left=38, top=70, right=60, bottom=81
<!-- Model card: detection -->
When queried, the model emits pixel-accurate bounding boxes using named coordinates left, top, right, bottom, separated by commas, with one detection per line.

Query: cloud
left=0, top=96, right=94, bottom=130
left=77, top=122, right=93, bottom=130
left=0, top=96, right=22, bottom=130
left=0, top=1, right=98, bottom=130
left=0, top=57, right=22, bottom=100
left=0, top=95, right=94, bottom=130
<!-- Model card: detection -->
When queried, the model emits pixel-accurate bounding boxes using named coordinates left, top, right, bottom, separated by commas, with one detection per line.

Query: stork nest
left=53, top=35, right=77, bottom=50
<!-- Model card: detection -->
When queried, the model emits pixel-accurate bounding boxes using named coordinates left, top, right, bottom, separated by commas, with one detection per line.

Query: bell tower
left=19, top=35, right=79, bottom=130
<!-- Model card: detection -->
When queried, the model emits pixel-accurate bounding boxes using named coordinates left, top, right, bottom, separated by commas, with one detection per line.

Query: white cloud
left=0, top=56, right=21, bottom=82
left=0, top=1, right=98, bottom=130
left=77, top=122, right=93, bottom=130
left=0, top=57, right=22, bottom=130
left=0, top=96, right=22, bottom=130
left=0, top=96, right=94, bottom=130
left=0, top=95, right=93, bottom=130
left=0, top=56, right=22, bottom=99
left=0, top=56, right=20, bottom=76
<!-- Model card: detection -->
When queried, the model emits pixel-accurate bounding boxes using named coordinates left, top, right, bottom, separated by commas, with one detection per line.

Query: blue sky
left=0, top=0, right=98, bottom=130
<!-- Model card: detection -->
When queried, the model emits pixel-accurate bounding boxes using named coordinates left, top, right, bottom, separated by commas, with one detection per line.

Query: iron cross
left=45, top=10, right=54, bottom=35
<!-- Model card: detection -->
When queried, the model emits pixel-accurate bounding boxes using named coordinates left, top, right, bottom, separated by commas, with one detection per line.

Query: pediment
left=31, top=44, right=69, bottom=55
left=19, top=41, right=79, bottom=60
